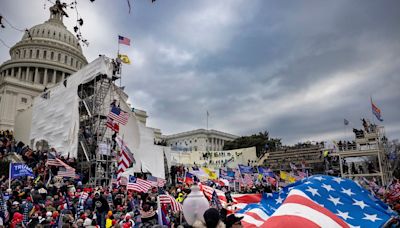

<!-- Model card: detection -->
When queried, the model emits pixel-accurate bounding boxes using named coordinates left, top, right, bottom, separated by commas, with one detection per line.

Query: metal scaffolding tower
left=77, top=72, right=118, bottom=186
left=336, top=125, right=392, bottom=186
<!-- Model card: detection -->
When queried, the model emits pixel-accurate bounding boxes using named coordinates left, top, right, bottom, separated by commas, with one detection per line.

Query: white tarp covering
left=30, top=56, right=113, bottom=157
left=124, top=122, right=171, bottom=179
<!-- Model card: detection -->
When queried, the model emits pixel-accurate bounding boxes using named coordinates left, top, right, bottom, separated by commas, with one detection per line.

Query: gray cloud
left=1, top=0, right=399, bottom=144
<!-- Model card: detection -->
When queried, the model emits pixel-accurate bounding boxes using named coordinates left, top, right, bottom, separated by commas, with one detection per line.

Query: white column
left=34, top=67, right=39, bottom=83
left=52, top=70, right=57, bottom=84
left=25, top=67, right=30, bottom=81
left=44, top=69, right=48, bottom=86
left=62, top=72, right=65, bottom=80
left=17, top=67, right=21, bottom=79
left=11, top=68, right=15, bottom=77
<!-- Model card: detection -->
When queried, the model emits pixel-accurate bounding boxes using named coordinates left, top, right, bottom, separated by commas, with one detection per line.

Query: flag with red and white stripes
left=199, top=183, right=261, bottom=211
left=147, top=175, right=167, bottom=187
left=106, top=117, right=119, bottom=133
left=243, top=174, right=254, bottom=187
left=47, top=153, right=76, bottom=178
left=108, top=106, right=129, bottom=125
left=116, top=137, right=134, bottom=184
left=159, top=194, right=183, bottom=212
left=237, top=175, right=396, bottom=228
left=127, top=176, right=152, bottom=192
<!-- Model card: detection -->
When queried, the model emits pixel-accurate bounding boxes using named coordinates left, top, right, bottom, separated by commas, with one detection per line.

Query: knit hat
left=203, top=208, right=220, bottom=228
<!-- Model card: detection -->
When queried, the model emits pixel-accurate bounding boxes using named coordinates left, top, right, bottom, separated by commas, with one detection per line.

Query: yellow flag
left=288, top=176, right=296, bottom=183
left=280, top=171, right=288, bottom=180
left=202, top=167, right=217, bottom=180
left=118, top=54, right=131, bottom=64
left=258, top=174, right=263, bottom=180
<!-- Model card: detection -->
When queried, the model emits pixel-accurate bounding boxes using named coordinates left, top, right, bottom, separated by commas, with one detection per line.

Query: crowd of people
left=1, top=129, right=400, bottom=227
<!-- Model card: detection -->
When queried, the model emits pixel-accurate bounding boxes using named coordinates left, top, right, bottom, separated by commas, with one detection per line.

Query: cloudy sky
left=1, top=0, right=399, bottom=144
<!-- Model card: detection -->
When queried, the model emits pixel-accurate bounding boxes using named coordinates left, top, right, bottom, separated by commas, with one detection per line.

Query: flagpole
left=8, top=162, right=11, bottom=189
left=206, top=111, right=209, bottom=131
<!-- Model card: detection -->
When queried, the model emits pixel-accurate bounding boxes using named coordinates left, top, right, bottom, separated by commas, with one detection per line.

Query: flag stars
left=333, top=177, right=344, bottom=184
left=322, top=184, right=334, bottom=192
left=275, top=196, right=283, bottom=204
left=363, top=213, right=382, bottom=222
left=327, top=195, right=343, bottom=206
left=306, top=186, right=320, bottom=197
left=341, top=188, right=355, bottom=197
left=313, top=176, right=325, bottom=181
left=336, top=210, right=353, bottom=220
left=352, top=199, right=368, bottom=209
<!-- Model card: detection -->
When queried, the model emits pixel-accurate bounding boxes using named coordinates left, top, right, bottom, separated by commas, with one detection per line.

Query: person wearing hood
left=92, top=191, right=109, bottom=228
left=192, top=208, right=226, bottom=228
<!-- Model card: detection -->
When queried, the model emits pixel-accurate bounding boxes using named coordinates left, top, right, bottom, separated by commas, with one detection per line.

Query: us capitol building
left=0, top=4, right=88, bottom=130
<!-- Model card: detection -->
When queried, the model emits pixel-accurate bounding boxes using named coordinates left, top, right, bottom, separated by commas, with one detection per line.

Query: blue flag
left=10, top=163, right=35, bottom=178
left=257, top=167, right=274, bottom=177
left=238, top=164, right=254, bottom=174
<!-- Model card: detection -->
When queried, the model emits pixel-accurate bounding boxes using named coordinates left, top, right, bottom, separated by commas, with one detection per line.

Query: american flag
left=237, top=175, right=396, bottom=227
left=127, top=175, right=152, bottom=192
left=116, top=137, right=134, bottom=184
left=108, top=106, right=129, bottom=125
left=47, top=153, right=76, bottom=178
left=199, top=183, right=261, bottom=212
left=118, top=35, right=131, bottom=46
left=243, top=174, right=254, bottom=187
left=106, top=117, right=119, bottom=133
left=57, top=167, right=77, bottom=179
left=158, top=189, right=183, bottom=212
left=147, top=175, right=166, bottom=187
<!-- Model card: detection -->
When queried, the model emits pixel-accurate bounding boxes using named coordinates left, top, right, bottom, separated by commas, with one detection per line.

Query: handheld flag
left=371, top=98, right=383, bottom=122
left=185, top=173, right=194, bottom=184
left=344, top=118, right=349, bottom=125
left=118, top=54, right=131, bottom=64
left=238, top=164, right=254, bottom=174
left=10, top=163, right=35, bottom=178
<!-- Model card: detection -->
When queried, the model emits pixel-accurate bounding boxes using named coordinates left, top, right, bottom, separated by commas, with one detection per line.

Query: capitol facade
left=0, top=5, right=88, bottom=130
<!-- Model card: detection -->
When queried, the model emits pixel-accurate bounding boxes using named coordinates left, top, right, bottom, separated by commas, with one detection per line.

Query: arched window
left=43, top=50, right=47, bottom=59
left=29, top=50, right=32, bottom=58
left=51, top=52, right=54, bottom=60
left=58, top=53, right=61, bottom=61
left=64, top=55, right=67, bottom=64
left=36, top=50, right=40, bottom=58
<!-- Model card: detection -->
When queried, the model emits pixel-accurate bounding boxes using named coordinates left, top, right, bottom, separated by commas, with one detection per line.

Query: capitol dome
left=0, top=3, right=87, bottom=89
left=0, top=2, right=88, bottom=130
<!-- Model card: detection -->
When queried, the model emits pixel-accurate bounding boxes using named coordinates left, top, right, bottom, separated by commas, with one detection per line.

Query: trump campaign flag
left=237, top=175, right=397, bottom=228
left=238, top=164, right=254, bottom=174
left=371, top=98, right=383, bottom=122
left=10, top=163, right=35, bottom=178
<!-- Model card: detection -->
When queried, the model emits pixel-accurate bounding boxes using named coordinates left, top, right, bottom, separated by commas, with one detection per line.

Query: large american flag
left=127, top=175, right=152, bottom=192
left=46, top=153, right=76, bottom=178
left=237, top=175, right=397, bottom=227
left=159, top=191, right=183, bottom=212
left=108, top=106, right=129, bottom=125
left=116, top=137, right=134, bottom=184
